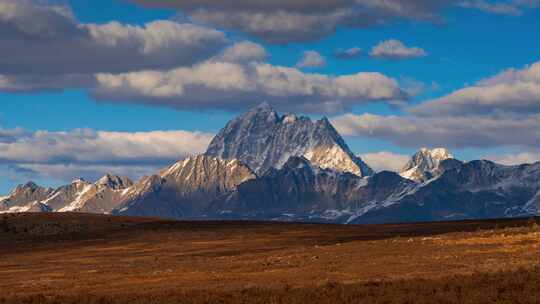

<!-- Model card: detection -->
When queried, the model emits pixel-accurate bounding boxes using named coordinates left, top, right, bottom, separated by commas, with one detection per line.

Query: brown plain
left=1, top=213, right=539, bottom=303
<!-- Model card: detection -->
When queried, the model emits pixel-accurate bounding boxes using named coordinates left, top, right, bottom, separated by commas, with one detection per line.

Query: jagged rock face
left=0, top=182, right=54, bottom=213
left=400, top=148, right=454, bottom=182
left=114, top=155, right=256, bottom=218
left=96, top=174, right=133, bottom=190
left=0, top=176, right=133, bottom=214
left=63, top=176, right=134, bottom=213
left=44, top=176, right=134, bottom=213
left=208, top=157, right=414, bottom=222
left=205, top=103, right=373, bottom=177
left=352, top=160, right=540, bottom=224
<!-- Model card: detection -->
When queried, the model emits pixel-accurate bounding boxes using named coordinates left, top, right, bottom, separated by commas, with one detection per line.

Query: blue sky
left=1, top=0, right=540, bottom=194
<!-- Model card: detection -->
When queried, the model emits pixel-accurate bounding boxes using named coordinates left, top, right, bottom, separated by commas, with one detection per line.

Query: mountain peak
left=419, top=147, right=452, bottom=160
left=96, top=174, right=133, bottom=190
left=206, top=105, right=373, bottom=176
left=23, top=181, right=39, bottom=189
left=71, top=178, right=88, bottom=184
left=317, top=116, right=331, bottom=125
left=252, top=102, right=273, bottom=111
left=400, top=147, right=454, bottom=182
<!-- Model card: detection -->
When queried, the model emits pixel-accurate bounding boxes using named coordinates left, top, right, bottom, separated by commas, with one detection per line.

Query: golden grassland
left=0, top=213, right=539, bottom=303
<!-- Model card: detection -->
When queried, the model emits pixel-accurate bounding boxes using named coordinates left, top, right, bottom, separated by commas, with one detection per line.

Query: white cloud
left=485, top=151, right=540, bottom=165
left=136, top=0, right=537, bottom=43
left=0, top=128, right=213, bottom=167
left=0, top=127, right=214, bottom=185
left=93, top=61, right=406, bottom=113
left=360, top=151, right=410, bottom=172
left=0, top=74, right=94, bottom=93
left=332, top=59, right=540, bottom=150
left=131, top=0, right=458, bottom=43
left=215, top=41, right=267, bottom=63
left=296, top=51, right=326, bottom=68
left=370, top=39, right=427, bottom=59
left=0, top=0, right=227, bottom=76
left=190, top=9, right=346, bottom=44
left=331, top=112, right=540, bottom=148
left=411, top=60, right=540, bottom=116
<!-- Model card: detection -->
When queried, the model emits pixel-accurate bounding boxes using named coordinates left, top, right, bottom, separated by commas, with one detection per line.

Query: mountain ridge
left=3, top=103, right=540, bottom=224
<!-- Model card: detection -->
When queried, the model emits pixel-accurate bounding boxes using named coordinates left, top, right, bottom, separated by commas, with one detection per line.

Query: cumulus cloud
left=92, top=61, right=407, bottom=113
left=214, top=41, right=267, bottom=63
left=485, top=151, right=540, bottom=165
left=0, top=0, right=227, bottom=76
left=296, top=51, right=326, bottom=68
left=131, top=0, right=458, bottom=43
left=0, top=128, right=27, bottom=143
left=0, top=128, right=213, bottom=183
left=0, top=74, right=95, bottom=93
left=332, top=112, right=540, bottom=148
left=370, top=39, right=427, bottom=60
left=360, top=151, right=410, bottom=172
left=411, top=60, right=540, bottom=116
left=0, top=129, right=213, bottom=165
left=135, top=0, right=536, bottom=43
left=332, top=59, right=540, bottom=150
left=334, top=47, right=363, bottom=59
left=0, top=16, right=406, bottom=114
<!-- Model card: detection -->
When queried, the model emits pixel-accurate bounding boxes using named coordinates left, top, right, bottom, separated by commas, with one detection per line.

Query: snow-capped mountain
left=0, top=175, right=133, bottom=214
left=205, top=103, right=373, bottom=177
left=0, top=182, right=54, bottom=213
left=400, top=148, right=455, bottom=182
left=3, top=103, right=540, bottom=225
left=113, top=155, right=256, bottom=218
left=352, top=160, right=540, bottom=224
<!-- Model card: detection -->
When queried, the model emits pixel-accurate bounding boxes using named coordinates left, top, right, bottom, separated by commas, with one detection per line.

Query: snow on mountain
left=0, top=175, right=133, bottom=214
left=4, top=102, right=540, bottom=224
left=205, top=103, right=373, bottom=177
left=523, top=189, right=540, bottom=215
left=352, top=160, right=540, bottom=224
left=400, top=148, right=454, bottom=182
left=113, top=155, right=256, bottom=218
left=0, top=182, right=54, bottom=214
left=208, top=156, right=414, bottom=222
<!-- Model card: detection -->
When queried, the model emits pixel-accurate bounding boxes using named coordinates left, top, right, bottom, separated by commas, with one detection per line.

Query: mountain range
left=2, top=103, right=539, bottom=224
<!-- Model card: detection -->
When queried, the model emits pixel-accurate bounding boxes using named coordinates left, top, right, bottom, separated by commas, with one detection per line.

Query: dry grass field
left=1, top=213, right=539, bottom=303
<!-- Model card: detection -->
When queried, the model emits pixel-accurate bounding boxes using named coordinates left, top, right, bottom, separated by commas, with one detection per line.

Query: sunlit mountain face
left=3, top=104, right=540, bottom=223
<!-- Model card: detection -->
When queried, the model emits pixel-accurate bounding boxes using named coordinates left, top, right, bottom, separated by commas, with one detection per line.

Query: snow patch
left=58, top=184, right=94, bottom=212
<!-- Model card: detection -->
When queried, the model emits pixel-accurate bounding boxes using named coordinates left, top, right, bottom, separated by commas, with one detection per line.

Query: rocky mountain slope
left=351, top=159, right=540, bottom=224
left=0, top=182, right=54, bottom=213
left=209, top=156, right=415, bottom=222
left=400, top=148, right=454, bottom=182
left=0, top=175, right=133, bottom=214
left=113, top=155, right=256, bottom=218
left=205, top=103, right=373, bottom=177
